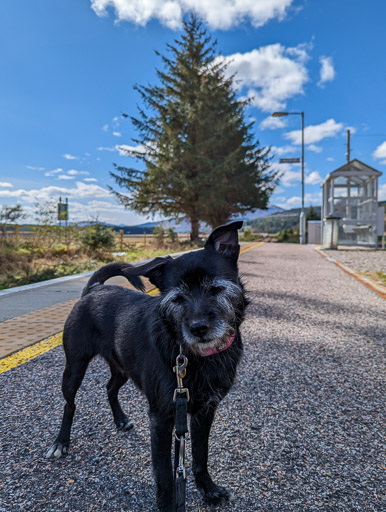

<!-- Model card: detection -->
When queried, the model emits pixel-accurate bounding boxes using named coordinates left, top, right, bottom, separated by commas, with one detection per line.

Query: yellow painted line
left=0, top=242, right=264, bottom=375
left=240, top=241, right=264, bottom=253
left=0, top=332, right=63, bottom=375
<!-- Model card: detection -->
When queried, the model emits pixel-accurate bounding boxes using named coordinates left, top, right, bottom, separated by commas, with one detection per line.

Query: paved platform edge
left=0, top=332, right=63, bottom=375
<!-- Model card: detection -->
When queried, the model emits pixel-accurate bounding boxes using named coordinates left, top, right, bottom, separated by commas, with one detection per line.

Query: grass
left=0, top=242, right=187, bottom=291
left=362, top=271, right=386, bottom=290
left=375, top=272, right=386, bottom=283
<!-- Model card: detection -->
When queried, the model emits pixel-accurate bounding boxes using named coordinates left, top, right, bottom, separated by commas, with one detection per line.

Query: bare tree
left=0, top=205, right=25, bottom=240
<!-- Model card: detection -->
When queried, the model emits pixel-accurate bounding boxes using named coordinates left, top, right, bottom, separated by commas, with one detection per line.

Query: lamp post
left=272, top=111, right=306, bottom=244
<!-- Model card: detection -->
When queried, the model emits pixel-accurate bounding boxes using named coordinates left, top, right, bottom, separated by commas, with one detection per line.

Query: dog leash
left=173, top=348, right=189, bottom=512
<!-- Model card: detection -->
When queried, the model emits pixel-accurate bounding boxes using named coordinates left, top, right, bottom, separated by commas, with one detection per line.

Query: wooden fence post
left=119, top=229, right=124, bottom=251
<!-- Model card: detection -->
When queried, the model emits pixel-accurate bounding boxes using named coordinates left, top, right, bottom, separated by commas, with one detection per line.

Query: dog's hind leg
left=149, top=411, right=174, bottom=512
left=46, top=357, right=90, bottom=459
left=106, top=365, right=134, bottom=432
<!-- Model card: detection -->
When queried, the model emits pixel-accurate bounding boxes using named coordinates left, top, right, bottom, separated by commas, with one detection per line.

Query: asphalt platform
left=0, top=243, right=385, bottom=511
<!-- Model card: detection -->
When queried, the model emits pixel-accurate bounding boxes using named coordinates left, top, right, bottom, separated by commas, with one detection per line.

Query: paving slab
left=0, top=277, right=154, bottom=358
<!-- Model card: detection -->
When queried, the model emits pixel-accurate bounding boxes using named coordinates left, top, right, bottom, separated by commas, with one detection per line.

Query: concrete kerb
left=309, top=244, right=386, bottom=300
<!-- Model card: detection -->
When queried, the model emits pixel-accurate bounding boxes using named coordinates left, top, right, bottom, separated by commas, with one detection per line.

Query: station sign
left=279, top=158, right=301, bottom=164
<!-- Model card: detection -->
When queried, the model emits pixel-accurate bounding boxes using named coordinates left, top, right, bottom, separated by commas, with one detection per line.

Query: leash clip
left=173, top=354, right=190, bottom=402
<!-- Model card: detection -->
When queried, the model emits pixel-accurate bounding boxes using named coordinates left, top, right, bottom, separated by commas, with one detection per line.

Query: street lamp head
left=272, top=112, right=289, bottom=117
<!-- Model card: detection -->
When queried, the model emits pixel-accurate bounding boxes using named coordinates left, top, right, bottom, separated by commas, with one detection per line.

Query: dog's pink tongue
left=202, top=332, right=235, bottom=357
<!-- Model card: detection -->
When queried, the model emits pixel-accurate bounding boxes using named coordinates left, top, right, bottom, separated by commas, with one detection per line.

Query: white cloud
left=45, top=168, right=64, bottom=177
left=98, top=144, right=146, bottom=156
left=58, top=175, right=75, bottom=180
left=373, top=141, right=386, bottom=164
left=84, top=178, right=99, bottom=182
left=259, top=115, right=288, bottom=130
left=271, top=162, right=300, bottom=187
left=271, top=145, right=298, bottom=156
left=305, top=171, right=322, bottom=185
left=285, top=119, right=344, bottom=145
left=274, top=191, right=322, bottom=209
left=97, top=146, right=116, bottom=152
left=272, top=162, right=322, bottom=188
left=327, top=157, right=334, bottom=162
left=0, top=181, right=112, bottom=202
left=379, top=183, right=386, bottom=201
left=221, top=43, right=309, bottom=112
left=90, top=0, right=294, bottom=30
left=102, top=124, right=109, bottom=132
left=307, top=144, right=322, bottom=153
left=318, top=56, right=335, bottom=87
left=63, top=153, right=79, bottom=160
left=67, top=170, right=90, bottom=176
left=63, top=199, right=147, bottom=225
left=117, top=144, right=146, bottom=156
left=0, top=182, right=13, bottom=188
left=113, top=131, right=122, bottom=137
left=344, top=125, right=356, bottom=135
left=27, top=165, right=45, bottom=171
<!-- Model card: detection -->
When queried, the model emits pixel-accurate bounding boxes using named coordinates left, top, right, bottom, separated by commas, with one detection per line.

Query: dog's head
left=123, top=221, right=246, bottom=356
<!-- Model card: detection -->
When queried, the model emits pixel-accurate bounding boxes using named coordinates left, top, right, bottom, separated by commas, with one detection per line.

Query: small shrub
left=153, top=226, right=165, bottom=248
left=241, top=228, right=262, bottom=242
left=167, top=228, right=177, bottom=244
left=79, top=224, right=116, bottom=252
left=277, top=228, right=299, bottom=243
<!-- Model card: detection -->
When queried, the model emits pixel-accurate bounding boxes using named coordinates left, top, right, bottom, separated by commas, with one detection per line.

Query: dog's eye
left=172, top=294, right=186, bottom=305
left=208, top=286, right=225, bottom=296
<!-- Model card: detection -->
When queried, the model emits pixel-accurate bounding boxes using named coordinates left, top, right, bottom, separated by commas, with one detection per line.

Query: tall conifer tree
left=110, top=15, right=277, bottom=241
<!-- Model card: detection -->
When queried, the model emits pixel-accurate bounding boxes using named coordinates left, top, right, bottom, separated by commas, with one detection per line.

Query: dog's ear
left=121, top=256, right=173, bottom=290
left=204, top=221, right=243, bottom=264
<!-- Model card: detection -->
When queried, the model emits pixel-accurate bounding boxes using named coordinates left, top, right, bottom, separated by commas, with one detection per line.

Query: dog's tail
left=82, top=262, right=146, bottom=297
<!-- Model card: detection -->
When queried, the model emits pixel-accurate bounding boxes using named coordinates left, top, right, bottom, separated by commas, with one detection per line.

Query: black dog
left=47, top=221, right=247, bottom=511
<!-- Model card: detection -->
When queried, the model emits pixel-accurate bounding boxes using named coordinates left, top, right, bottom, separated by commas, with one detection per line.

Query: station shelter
left=321, top=159, right=383, bottom=247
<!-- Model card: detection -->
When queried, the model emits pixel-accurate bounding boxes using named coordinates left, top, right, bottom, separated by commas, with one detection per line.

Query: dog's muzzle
left=199, top=331, right=236, bottom=357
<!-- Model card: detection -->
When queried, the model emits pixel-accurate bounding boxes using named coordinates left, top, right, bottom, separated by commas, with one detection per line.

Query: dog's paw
left=116, top=419, right=134, bottom=432
left=46, top=442, right=69, bottom=459
left=202, top=486, right=233, bottom=507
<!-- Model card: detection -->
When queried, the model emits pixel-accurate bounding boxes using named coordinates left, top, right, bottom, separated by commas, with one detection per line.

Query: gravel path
left=322, top=248, right=386, bottom=274
left=1, top=243, right=385, bottom=511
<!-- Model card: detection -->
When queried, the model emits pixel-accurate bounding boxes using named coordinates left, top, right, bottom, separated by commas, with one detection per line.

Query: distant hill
left=248, top=205, right=321, bottom=234
left=132, top=205, right=287, bottom=233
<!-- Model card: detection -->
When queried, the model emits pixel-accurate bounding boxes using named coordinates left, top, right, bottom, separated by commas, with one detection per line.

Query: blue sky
left=1, top=0, right=385, bottom=225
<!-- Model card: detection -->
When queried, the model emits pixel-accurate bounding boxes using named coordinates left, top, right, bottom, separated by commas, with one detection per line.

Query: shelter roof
left=322, top=159, right=382, bottom=186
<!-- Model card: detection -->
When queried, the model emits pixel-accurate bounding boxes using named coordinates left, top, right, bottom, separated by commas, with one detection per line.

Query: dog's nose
left=190, top=320, right=209, bottom=337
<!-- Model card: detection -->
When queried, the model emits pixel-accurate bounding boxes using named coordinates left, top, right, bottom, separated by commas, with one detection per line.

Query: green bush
left=241, top=228, right=262, bottom=242
left=153, top=226, right=165, bottom=248
left=167, top=228, right=177, bottom=244
left=277, top=228, right=300, bottom=243
left=79, top=224, right=115, bottom=251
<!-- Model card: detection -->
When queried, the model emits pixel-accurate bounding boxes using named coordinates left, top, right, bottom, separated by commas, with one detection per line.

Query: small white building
left=321, top=159, right=383, bottom=247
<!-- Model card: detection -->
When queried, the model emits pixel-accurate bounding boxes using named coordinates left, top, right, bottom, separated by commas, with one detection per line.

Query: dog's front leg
left=191, top=409, right=233, bottom=507
left=149, top=411, right=174, bottom=512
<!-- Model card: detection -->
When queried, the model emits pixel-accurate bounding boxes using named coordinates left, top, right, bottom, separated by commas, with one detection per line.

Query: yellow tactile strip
left=0, top=300, right=77, bottom=359
left=0, top=333, right=63, bottom=374
left=0, top=276, right=154, bottom=360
